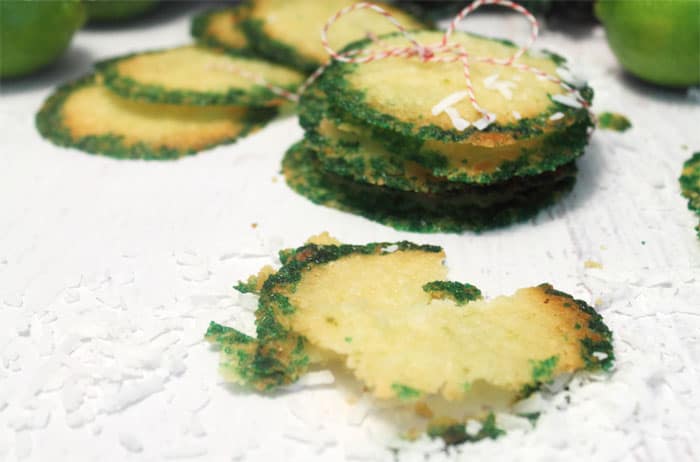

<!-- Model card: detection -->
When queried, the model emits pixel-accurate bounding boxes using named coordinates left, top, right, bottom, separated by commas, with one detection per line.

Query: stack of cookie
left=285, top=30, right=594, bottom=232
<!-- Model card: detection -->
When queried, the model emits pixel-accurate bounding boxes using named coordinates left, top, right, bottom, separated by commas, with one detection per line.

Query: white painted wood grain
left=0, top=6, right=698, bottom=462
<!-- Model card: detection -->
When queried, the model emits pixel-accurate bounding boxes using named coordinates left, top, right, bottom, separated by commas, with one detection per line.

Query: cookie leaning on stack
left=241, top=0, right=427, bottom=72
left=191, top=4, right=252, bottom=56
left=285, top=30, right=594, bottom=232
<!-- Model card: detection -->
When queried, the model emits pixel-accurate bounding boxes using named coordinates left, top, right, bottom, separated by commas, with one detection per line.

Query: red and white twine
left=214, top=0, right=590, bottom=129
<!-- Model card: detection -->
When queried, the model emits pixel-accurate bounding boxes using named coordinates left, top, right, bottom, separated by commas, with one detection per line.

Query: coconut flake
left=8, top=408, right=51, bottom=431
left=14, top=432, right=32, bottom=460
left=163, top=445, right=208, bottom=459
left=187, top=414, right=207, bottom=438
left=549, top=112, right=565, bottom=121
left=103, top=376, right=165, bottom=414
left=3, top=294, right=23, bottom=308
left=552, top=94, right=583, bottom=109
left=63, top=291, right=80, bottom=304
left=346, top=398, right=371, bottom=426
left=65, top=405, right=96, bottom=429
left=238, top=293, right=258, bottom=313
left=119, top=432, right=143, bottom=453
left=512, top=391, right=548, bottom=414
left=496, top=413, right=533, bottom=432
left=444, top=107, right=470, bottom=131
left=61, top=379, right=84, bottom=413
left=483, top=73, right=516, bottom=100
left=465, top=419, right=482, bottom=436
left=16, top=321, right=30, bottom=337
left=181, top=267, right=210, bottom=282
left=556, top=66, right=587, bottom=88
left=285, top=370, right=335, bottom=391
left=431, top=91, right=469, bottom=116
left=383, top=244, right=399, bottom=253
left=483, top=73, right=500, bottom=86
left=473, top=114, right=496, bottom=131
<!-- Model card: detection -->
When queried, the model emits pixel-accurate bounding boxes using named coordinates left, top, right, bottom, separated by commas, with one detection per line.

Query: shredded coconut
left=552, top=94, right=583, bottom=109
left=119, top=432, right=143, bottom=453
left=473, top=114, right=496, bottom=130
left=465, top=419, right=482, bottom=436
left=444, top=107, right=470, bottom=131
left=556, top=66, right=587, bottom=88
left=431, top=91, right=469, bottom=116
left=103, top=376, right=165, bottom=414
left=549, top=112, right=565, bottom=121
left=483, top=73, right=516, bottom=99
left=383, top=244, right=399, bottom=253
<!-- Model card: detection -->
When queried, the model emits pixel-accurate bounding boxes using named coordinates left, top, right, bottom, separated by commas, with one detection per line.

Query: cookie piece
left=207, top=240, right=613, bottom=402
left=98, top=45, right=305, bottom=106
left=242, top=0, right=426, bottom=72
left=36, top=74, right=276, bottom=159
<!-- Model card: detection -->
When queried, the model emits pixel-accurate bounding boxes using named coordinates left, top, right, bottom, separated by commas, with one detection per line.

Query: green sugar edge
left=422, top=281, right=482, bottom=305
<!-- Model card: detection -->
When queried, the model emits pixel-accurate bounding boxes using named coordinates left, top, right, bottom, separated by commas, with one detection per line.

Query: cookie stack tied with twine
left=283, top=0, right=594, bottom=232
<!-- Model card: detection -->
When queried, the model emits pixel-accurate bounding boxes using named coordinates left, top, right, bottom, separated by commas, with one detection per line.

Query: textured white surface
left=0, top=5, right=699, bottom=462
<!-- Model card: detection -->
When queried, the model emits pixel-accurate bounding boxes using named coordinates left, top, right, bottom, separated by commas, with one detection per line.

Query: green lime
left=595, top=0, right=700, bottom=87
left=85, top=1, right=159, bottom=22
left=0, top=0, right=85, bottom=79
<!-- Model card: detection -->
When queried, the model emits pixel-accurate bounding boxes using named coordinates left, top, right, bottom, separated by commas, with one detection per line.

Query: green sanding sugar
left=597, top=112, right=631, bottom=132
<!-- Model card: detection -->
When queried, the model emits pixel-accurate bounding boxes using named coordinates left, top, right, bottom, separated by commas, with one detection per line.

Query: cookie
left=36, top=74, right=276, bottom=159
left=98, top=45, right=305, bottom=106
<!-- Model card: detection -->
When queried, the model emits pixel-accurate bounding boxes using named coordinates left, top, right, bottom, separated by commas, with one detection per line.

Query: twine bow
left=215, top=0, right=590, bottom=130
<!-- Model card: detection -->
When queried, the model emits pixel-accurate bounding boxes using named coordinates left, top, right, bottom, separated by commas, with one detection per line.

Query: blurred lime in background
left=0, top=0, right=86, bottom=79
left=84, top=0, right=159, bottom=22
left=596, top=0, right=700, bottom=87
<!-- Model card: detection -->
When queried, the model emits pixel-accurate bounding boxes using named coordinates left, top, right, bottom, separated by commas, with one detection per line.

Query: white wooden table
left=1, top=3, right=698, bottom=461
